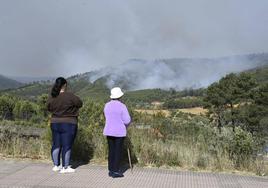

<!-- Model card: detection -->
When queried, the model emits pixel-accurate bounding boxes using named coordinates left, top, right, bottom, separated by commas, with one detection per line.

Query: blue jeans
left=51, top=123, right=77, bottom=168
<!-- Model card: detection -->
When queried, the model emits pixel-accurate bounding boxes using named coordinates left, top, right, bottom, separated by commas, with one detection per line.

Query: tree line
left=204, top=72, right=268, bottom=146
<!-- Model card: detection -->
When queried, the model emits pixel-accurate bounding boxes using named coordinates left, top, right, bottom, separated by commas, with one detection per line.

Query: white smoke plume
left=87, top=54, right=268, bottom=91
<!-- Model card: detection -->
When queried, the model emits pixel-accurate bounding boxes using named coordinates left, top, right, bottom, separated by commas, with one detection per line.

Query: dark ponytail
left=51, top=77, right=67, bottom=98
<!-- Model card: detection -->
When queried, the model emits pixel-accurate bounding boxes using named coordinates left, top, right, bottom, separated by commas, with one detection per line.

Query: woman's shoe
left=52, top=165, right=61, bottom=172
left=60, top=167, right=75, bottom=173
left=111, top=172, right=124, bottom=178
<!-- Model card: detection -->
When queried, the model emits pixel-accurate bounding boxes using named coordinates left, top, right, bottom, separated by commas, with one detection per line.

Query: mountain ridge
left=1, top=53, right=268, bottom=99
left=0, top=75, right=23, bottom=90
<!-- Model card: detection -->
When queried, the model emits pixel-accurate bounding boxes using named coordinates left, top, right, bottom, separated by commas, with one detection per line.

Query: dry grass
left=135, top=107, right=207, bottom=116
left=135, top=109, right=171, bottom=116
left=0, top=137, right=50, bottom=160
left=177, top=107, right=207, bottom=115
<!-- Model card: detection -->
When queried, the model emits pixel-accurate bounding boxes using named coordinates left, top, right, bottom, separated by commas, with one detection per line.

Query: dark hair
left=51, top=77, right=67, bottom=98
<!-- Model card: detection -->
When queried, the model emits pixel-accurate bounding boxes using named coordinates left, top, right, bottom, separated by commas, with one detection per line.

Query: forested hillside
left=0, top=75, right=23, bottom=90
left=1, top=53, right=267, bottom=111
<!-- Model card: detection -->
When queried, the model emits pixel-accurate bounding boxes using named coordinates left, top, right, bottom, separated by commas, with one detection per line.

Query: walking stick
left=127, top=146, right=133, bottom=174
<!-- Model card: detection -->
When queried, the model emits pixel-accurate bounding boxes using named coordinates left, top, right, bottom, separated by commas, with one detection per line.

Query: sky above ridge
left=0, top=0, right=268, bottom=77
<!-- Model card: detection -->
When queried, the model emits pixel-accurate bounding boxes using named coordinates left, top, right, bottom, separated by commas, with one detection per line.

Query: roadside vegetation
left=0, top=71, right=267, bottom=176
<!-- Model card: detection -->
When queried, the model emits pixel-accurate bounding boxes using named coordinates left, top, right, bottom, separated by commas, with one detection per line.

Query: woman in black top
left=47, top=77, right=83, bottom=173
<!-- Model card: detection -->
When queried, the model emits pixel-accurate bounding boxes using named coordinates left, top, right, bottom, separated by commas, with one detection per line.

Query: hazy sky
left=0, top=0, right=268, bottom=77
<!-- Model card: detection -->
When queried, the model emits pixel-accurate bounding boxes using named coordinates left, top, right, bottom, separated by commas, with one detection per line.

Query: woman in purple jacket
left=103, top=87, right=131, bottom=178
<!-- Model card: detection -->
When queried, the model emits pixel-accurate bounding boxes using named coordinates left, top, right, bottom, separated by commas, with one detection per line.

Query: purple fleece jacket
left=103, top=100, right=131, bottom=137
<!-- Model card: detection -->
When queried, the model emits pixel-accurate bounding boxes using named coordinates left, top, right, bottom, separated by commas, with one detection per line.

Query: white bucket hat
left=110, top=87, right=124, bottom=99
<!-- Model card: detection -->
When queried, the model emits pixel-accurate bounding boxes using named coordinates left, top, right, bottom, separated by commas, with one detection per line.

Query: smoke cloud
left=87, top=54, right=268, bottom=90
left=0, top=0, right=268, bottom=78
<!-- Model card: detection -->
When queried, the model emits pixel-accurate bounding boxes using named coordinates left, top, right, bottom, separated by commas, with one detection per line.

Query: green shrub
left=0, top=95, right=17, bottom=120
left=228, top=127, right=254, bottom=168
